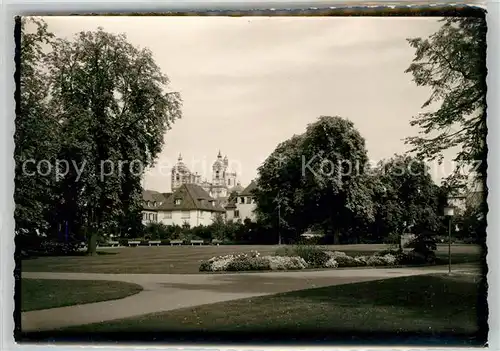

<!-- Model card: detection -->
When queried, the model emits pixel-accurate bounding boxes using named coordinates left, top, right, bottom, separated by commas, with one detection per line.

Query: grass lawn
left=21, top=244, right=482, bottom=274
left=21, top=279, right=143, bottom=312
left=54, top=273, right=486, bottom=345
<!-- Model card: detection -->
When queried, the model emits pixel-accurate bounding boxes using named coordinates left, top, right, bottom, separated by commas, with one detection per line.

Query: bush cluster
left=140, top=219, right=281, bottom=245
left=199, top=250, right=308, bottom=272
left=38, top=240, right=84, bottom=256
left=199, top=246, right=404, bottom=272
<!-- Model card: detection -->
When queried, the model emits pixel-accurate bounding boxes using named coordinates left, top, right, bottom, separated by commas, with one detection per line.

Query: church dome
left=212, top=151, right=224, bottom=170
left=172, top=154, right=190, bottom=173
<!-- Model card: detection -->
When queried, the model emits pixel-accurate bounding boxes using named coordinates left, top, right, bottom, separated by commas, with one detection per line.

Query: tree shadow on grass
left=17, top=329, right=486, bottom=346
left=21, top=250, right=118, bottom=260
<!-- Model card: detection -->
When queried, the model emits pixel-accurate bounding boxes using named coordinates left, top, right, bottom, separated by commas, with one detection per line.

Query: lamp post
left=278, top=204, right=282, bottom=245
left=443, top=205, right=455, bottom=274
left=275, top=194, right=282, bottom=245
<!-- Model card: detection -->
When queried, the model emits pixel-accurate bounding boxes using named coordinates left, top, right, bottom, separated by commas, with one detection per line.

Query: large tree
left=254, top=134, right=307, bottom=241
left=15, top=18, right=59, bottom=239
left=254, top=116, right=374, bottom=244
left=45, top=28, right=182, bottom=254
left=405, top=16, right=487, bottom=189
left=371, top=155, right=447, bottom=250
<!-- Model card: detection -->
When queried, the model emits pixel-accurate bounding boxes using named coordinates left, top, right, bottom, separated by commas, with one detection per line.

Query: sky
left=41, top=16, right=459, bottom=192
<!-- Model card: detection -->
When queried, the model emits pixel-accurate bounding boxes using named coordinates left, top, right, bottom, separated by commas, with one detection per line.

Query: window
left=153, top=201, right=157, bottom=207
left=154, top=213, right=158, bottom=222
left=143, top=213, right=147, bottom=220
left=215, top=171, right=220, bottom=179
left=246, top=197, right=252, bottom=204
left=149, top=213, right=153, bottom=220
left=176, top=174, right=180, bottom=181
left=228, top=179, right=231, bottom=186
left=164, top=212, right=172, bottom=219
left=181, top=211, right=190, bottom=219
left=234, top=210, right=240, bottom=218
left=240, top=197, right=244, bottom=204
left=175, top=198, right=181, bottom=205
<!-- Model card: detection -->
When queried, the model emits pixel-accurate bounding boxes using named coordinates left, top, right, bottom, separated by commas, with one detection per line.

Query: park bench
left=128, top=240, right=140, bottom=247
left=170, top=240, right=183, bottom=246
left=191, top=240, right=204, bottom=246
left=148, top=240, right=161, bottom=246
left=108, top=240, right=120, bottom=247
left=212, top=239, right=222, bottom=246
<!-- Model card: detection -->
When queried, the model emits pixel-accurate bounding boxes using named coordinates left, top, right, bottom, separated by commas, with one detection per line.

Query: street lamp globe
left=444, top=206, right=455, bottom=217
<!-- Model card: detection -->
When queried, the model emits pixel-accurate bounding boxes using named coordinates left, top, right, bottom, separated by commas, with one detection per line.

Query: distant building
left=143, top=151, right=257, bottom=226
left=142, top=190, right=171, bottom=225
left=171, top=151, right=239, bottom=201
left=225, top=180, right=257, bottom=222
left=141, top=184, right=225, bottom=228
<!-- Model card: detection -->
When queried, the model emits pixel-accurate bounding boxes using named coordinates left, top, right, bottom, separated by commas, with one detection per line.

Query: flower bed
left=200, top=251, right=308, bottom=272
left=199, top=248, right=401, bottom=272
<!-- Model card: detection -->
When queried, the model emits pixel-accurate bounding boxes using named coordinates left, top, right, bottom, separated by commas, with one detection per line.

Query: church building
left=142, top=151, right=257, bottom=227
left=171, top=151, right=241, bottom=202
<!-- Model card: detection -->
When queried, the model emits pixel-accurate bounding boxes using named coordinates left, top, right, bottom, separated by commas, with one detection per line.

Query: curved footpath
left=21, top=264, right=479, bottom=332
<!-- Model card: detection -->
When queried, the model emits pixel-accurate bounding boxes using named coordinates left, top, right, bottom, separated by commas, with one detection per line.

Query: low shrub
left=324, top=258, right=339, bottom=268
left=396, top=250, right=435, bottom=265
left=366, top=254, right=397, bottom=266
left=268, top=256, right=308, bottom=270
left=226, top=257, right=271, bottom=271
left=324, top=251, right=365, bottom=267
left=200, top=247, right=432, bottom=272
left=39, top=240, right=84, bottom=255
left=199, top=254, right=235, bottom=272
left=280, top=245, right=331, bottom=268
left=366, top=255, right=387, bottom=266
left=274, top=246, right=295, bottom=257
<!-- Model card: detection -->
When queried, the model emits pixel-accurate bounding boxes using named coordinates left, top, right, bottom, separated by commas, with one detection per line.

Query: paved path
left=21, top=264, right=479, bottom=332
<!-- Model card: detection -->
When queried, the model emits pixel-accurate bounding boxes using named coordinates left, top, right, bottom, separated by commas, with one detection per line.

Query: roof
left=241, top=180, right=257, bottom=196
left=142, top=190, right=171, bottom=210
left=230, top=183, right=244, bottom=194
left=158, top=183, right=225, bottom=212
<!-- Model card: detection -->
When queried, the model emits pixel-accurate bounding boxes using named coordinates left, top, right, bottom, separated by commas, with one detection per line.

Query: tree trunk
left=86, top=207, right=98, bottom=256
left=87, top=231, right=97, bottom=256
left=333, top=229, right=340, bottom=245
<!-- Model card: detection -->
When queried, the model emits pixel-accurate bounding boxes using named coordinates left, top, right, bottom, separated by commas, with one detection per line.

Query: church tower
left=171, top=153, right=199, bottom=191
left=223, top=154, right=237, bottom=188
left=211, top=151, right=228, bottom=198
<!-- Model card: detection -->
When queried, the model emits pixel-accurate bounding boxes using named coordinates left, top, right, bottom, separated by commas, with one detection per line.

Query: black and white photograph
left=15, top=8, right=488, bottom=345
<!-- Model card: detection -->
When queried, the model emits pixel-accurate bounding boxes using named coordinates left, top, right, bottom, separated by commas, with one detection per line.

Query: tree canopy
left=17, top=19, right=182, bottom=254
left=15, top=18, right=58, bottom=236
left=405, top=16, right=487, bottom=188
left=370, top=155, right=447, bottom=248
left=254, top=116, right=374, bottom=244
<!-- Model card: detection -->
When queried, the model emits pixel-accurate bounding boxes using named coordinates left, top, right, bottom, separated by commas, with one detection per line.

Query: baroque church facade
left=141, top=151, right=256, bottom=228
left=171, top=151, right=243, bottom=200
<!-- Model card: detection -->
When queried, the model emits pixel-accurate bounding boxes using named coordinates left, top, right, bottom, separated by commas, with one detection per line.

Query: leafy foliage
left=17, top=21, right=182, bottom=254
left=254, top=116, right=374, bottom=244
left=405, top=17, right=487, bottom=187
left=15, top=18, right=58, bottom=237
left=370, top=155, right=446, bottom=249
